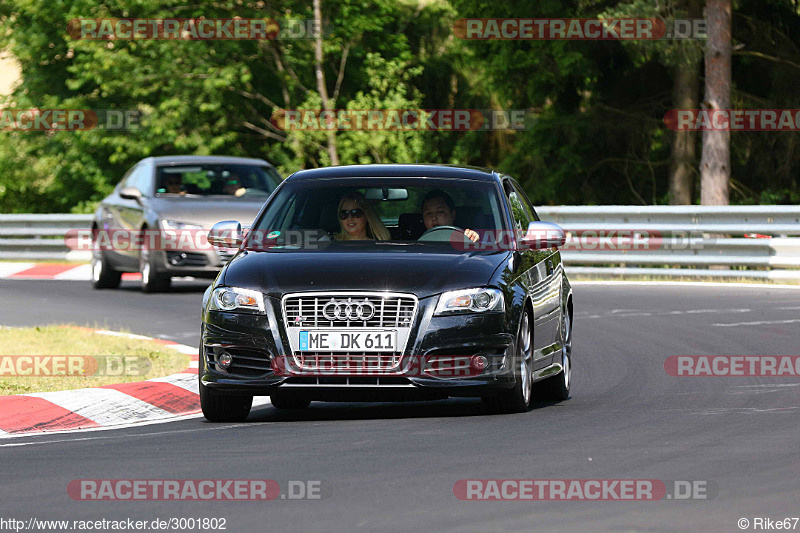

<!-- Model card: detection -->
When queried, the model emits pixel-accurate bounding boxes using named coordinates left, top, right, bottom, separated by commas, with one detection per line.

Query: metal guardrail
left=536, top=206, right=800, bottom=280
left=0, top=214, right=93, bottom=261
left=1, top=208, right=799, bottom=279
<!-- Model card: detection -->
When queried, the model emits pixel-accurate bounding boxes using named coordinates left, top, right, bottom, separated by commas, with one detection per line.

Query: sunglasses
left=338, top=208, right=365, bottom=220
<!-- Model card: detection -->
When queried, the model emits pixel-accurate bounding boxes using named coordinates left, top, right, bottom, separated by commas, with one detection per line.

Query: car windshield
left=246, top=177, right=507, bottom=251
left=154, top=164, right=281, bottom=198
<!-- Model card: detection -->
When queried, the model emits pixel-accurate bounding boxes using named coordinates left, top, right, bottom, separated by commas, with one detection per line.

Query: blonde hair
left=334, top=191, right=390, bottom=241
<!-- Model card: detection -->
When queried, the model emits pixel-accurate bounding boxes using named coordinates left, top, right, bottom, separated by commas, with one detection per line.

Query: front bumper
left=200, top=295, right=518, bottom=400
left=151, top=249, right=236, bottom=278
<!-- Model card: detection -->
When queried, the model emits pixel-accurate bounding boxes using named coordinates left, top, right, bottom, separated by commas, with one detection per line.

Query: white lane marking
left=171, top=345, right=199, bottom=355
left=0, top=413, right=212, bottom=444
left=734, top=383, right=800, bottom=388
left=149, top=373, right=199, bottom=394
left=712, top=318, right=800, bottom=327
left=572, top=281, right=800, bottom=289
left=579, top=308, right=753, bottom=320
left=686, top=308, right=749, bottom=314
left=0, top=263, right=35, bottom=277
left=657, top=407, right=799, bottom=414
left=94, top=330, right=153, bottom=341
left=158, top=332, right=201, bottom=339
left=25, top=388, right=173, bottom=425
left=53, top=264, right=92, bottom=280
left=0, top=398, right=273, bottom=444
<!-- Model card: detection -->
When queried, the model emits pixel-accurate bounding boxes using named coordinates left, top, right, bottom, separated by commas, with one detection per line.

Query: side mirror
left=208, top=221, right=243, bottom=248
left=520, top=221, right=566, bottom=250
left=119, top=186, right=142, bottom=202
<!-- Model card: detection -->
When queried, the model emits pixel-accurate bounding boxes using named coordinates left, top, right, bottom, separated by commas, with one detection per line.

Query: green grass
left=0, top=325, right=190, bottom=395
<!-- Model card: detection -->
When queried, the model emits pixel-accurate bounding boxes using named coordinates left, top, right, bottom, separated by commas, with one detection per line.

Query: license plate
left=299, top=330, right=396, bottom=352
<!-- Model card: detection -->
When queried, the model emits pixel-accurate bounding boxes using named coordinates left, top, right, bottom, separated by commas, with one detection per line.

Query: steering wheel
left=240, top=188, right=268, bottom=197
left=418, top=225, right=467, bottom=242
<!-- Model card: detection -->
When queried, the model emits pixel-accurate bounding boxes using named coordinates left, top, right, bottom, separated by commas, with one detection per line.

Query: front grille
left=282, top=376, right=412, bottom=387
left=293, top=352, right=400, bottom=371
left=281, top=292, right=418, bottom=373
left=283, top=293, right=416, bottom=328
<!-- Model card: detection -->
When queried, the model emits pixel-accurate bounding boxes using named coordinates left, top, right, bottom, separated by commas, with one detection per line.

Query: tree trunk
left=700, top=0, right=732, bottom=205
left=668, top=0, right=702, bottom=205
left=313, top=0, right=339, bottom=166
left=668, top=61, right=699, bottom=204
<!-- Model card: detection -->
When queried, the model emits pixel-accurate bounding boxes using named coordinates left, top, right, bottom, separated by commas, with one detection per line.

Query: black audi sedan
left=199, top=164, right=572, bottom=420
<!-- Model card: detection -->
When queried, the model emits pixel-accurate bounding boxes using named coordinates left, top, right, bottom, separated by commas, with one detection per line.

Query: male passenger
left=421, top=189, right=479, bottom=242
left=223, top=175, right=246, bottom=196
left=164, top=175, right=184, bottom=195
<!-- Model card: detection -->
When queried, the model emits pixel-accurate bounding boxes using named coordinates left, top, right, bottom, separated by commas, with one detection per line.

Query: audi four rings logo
left=322, top=300, right=376, bottom=321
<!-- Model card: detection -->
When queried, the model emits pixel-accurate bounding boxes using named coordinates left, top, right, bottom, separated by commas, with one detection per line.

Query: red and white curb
left=0, top=329, right=200, bottom=437
left=0, top=262, right=139, bottom=281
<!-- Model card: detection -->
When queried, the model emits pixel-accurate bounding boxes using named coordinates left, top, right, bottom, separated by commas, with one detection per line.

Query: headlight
left=434, top=288, right=504, bottom=315
left=161, top=220, right=204, bottom=230
left=209, top=287, right=266, bottom=314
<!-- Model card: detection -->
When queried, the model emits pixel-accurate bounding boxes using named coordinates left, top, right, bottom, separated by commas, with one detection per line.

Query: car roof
left=285, top=164, right=501, bottom=183
left=142, top=155, right=274, bottom=167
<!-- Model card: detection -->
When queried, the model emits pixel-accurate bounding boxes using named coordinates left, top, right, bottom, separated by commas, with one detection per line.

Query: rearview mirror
left=208, top=221, right=243, bottom=248
left=119, top=187, right=142, bottom=202
left=520, top=221, right=566, bottom=250
left=364, top=188, right=409, bottom=201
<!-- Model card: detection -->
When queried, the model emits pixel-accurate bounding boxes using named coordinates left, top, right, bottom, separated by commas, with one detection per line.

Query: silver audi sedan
left=90, top=155, right=281, bottom=292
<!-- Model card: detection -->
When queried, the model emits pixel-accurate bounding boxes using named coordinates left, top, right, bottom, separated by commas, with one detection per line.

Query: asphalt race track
left=1, top=279, right=798, bottom=532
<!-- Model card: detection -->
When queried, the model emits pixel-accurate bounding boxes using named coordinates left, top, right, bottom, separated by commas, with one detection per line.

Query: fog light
left=218, top=351, right=233, bottom=370
left=471, top=355, right=488, bottom=371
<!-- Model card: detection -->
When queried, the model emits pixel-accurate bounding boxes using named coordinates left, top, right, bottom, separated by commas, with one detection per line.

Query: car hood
left=222, top=247, right=511, bottom=300
left=147, top=197, right=265, bottom=228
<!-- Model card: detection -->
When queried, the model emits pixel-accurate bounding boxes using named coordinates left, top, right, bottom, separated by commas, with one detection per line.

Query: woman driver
left=335, top=192, right=390, bottom=241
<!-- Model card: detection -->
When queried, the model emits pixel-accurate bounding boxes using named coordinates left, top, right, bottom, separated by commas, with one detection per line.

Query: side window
left=506, top=182, right=534, bottom=232
left=127, top=165, right=153, bottom=196
left=513, top=181, right=539, bottom=221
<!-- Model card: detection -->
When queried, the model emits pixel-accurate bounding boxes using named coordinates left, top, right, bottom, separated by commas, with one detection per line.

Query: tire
left=482, top=309, right=533, bottom=414
left=139, top=232, right=171, bottom=293
left=270, top=393, right=311, bottom=410
left=90, top=229, right=122, bottom=289
left=90, top=249, right=122, bottom=289
left=199, top=377, right=253, bottom=422
left=537, top=307, right=572, bottom=402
